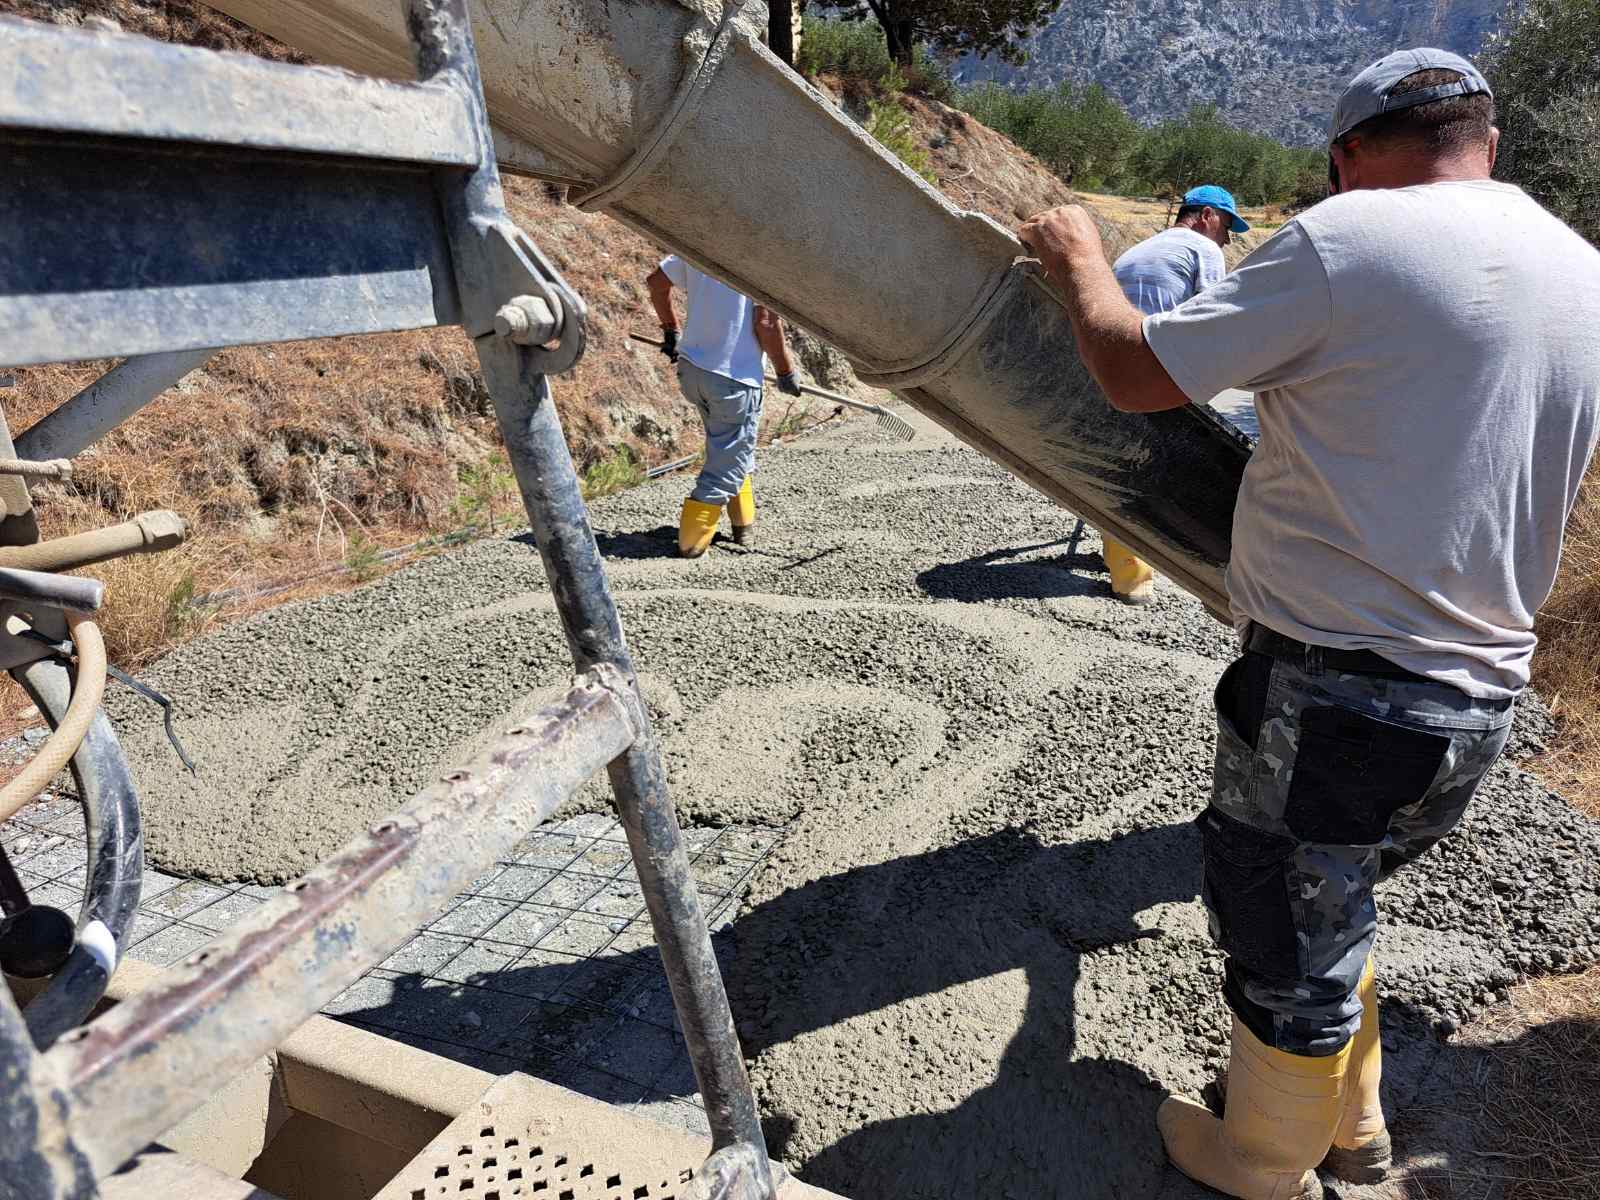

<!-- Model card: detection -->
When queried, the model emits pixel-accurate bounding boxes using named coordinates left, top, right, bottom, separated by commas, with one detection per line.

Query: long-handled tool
left=629, top=332, right=917, bottom=442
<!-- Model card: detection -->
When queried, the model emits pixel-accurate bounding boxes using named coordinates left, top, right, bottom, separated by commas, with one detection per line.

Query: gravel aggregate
left=111, top=408, right=1600, bottom=1198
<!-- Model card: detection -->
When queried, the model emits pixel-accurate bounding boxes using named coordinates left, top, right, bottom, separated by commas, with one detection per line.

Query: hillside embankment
left=0, top=0, right=1175, bottom=678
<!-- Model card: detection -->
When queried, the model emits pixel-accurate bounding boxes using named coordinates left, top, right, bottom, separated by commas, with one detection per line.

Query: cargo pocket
left=1198, top=806, right=1301, bottom=980
left=1214, top=652, right=1273, bottom=751
left=1283, top=706, right=1451, bottom=845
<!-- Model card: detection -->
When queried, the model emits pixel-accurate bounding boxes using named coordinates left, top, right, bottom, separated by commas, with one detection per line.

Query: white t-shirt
left=659, top=255, right=764, bottom=387
left=1112, top=226, right=1226, bottom=315
left=1145, top=180, right=1600, bottom=698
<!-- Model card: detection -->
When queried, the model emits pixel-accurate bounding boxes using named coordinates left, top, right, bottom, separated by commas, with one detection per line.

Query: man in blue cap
left=1099, top=184, right=1249, bottom=604
left=1020, top=48, right=1600, bottom=1200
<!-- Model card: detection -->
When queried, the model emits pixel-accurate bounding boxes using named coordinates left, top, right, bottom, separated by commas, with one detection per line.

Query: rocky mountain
left=957, top=0, right=1518, bottom=145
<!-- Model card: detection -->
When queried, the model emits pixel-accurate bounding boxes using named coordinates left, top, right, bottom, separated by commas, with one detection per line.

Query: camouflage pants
left=1202, top=646, right=1513, bottom=1055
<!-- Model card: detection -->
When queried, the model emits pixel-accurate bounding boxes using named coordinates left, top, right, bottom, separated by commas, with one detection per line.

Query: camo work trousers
left=1202, top=643, right=1514, bottom=1055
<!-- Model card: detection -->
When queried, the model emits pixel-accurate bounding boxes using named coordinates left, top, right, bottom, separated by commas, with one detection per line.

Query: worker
left=1101, top=184, right=1248, bottom=605
left=645, top=255, right=802, bottom=557
left=1019, top=48, right=1600, bottom=1200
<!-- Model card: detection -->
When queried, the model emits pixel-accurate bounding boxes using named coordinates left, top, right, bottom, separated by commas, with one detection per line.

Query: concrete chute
left=212, top=0, right=1251, bottom=614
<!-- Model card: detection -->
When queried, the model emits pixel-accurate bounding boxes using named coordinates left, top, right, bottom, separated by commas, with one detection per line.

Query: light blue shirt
left=660, top=255, right=764, bottom=387
left=1111, top=226, right=1226, bottom=316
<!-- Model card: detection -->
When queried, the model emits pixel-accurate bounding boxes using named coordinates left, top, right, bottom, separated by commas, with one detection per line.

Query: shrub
left=797, top=16, right=954, bottom=100
left=1479, top=0, right=1600, bottom=244
left=581, top=447, right=645, bottom=500
left=867, top=95, right=938, bottom=182
left=958, top=80, right=1139, bottom=188
left=1124, top=105, right=1321, bottom=207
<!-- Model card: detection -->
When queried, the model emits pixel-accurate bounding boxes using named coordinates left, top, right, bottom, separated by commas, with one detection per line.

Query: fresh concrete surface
left=7, top=406, right=1597, bottom=1198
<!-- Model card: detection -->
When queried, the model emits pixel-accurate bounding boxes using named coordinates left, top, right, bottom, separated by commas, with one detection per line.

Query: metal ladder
left=0, top=4, right=772, bottom=1197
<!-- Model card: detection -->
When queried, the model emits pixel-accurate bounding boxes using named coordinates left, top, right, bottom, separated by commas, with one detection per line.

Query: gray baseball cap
left=1329, top=48, right=1493, bottom=145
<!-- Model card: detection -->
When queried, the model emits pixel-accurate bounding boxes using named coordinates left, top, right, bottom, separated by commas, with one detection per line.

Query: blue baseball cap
left=1182, top=185, right=1250, bottom=233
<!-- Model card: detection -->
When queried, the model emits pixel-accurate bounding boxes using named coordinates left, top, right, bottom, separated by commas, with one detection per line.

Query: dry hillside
left=0, top=0, right=1175, bottom=672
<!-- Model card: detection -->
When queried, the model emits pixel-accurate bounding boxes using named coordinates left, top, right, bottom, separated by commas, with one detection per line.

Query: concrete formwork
left=208, top=0, right=1250, bottom=616
left=9, top=960, right=845, bottom=1200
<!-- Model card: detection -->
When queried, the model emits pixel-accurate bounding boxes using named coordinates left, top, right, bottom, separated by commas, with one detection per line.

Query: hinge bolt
left=494, top=295, right=561, bottom=345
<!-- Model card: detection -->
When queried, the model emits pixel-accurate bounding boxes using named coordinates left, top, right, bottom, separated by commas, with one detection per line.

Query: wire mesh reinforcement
left=0, top=788, right=783, bottom=1128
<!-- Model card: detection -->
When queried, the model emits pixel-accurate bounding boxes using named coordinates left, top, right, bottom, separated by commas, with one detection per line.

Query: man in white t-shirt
left=1100, top=184, right=1244, bottom=603
left=646, top=255, right=802, bottom=557
left=1020, top=50, right=1600, bottom=1200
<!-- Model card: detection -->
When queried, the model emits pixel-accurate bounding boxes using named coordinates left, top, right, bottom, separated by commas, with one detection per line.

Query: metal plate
left=377, top=1074, right=698, bottom=1200
left=0, top=140, right=461, bottom=366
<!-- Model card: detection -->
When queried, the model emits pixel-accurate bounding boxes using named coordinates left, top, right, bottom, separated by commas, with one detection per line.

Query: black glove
left=776, top=371, right=803, bottom=397
left=660, top=328, right=680, bottom=363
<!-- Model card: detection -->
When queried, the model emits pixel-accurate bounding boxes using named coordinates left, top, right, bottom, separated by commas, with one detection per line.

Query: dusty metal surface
left=0, top=138, right=462, bottom=365
left=1, top=8, right=774, bottom=1196
left=15, top=351, right=214, bottom=463
left=0, top=18, right=479, bottom=167
left=484, top=353, right=771, bottom=1182
left=0, top=512, right=187, bottom=577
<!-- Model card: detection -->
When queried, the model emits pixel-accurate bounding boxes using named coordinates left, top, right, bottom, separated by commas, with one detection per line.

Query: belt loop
left=1305, top=643, right=1324, bottom=676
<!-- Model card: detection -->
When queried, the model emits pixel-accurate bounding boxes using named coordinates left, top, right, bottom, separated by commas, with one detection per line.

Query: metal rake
left=777, top=377, right=917, bottom=442
left=629, top=331, right=916, bottom=441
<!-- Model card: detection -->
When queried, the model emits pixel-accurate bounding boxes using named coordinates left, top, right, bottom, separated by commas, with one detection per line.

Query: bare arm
left=645, top=267, right=678, bottom=331
left=754, top=305, right=795, bottom=376
left=1017, top=207, right=1191, bottom=414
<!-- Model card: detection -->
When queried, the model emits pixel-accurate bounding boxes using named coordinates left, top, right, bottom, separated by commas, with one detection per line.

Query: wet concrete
left=110, top=408, right=1600, bottom=1198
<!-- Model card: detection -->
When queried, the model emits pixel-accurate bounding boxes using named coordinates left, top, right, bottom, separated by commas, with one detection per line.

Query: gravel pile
left=111, top=408, right=1600, bottom=1198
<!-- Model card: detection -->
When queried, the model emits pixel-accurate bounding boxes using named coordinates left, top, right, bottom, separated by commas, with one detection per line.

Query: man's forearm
left=1047, top=256, right=1190, bottom=413
left=754, top=310, right=795, bottom=375
left=1018, top=206, right=1192, bottom=414
left=645, top=271, right=678, bottom=330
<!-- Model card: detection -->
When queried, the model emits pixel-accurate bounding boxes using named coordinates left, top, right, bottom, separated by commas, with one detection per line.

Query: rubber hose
left=0, top=612, right=106, bottom=825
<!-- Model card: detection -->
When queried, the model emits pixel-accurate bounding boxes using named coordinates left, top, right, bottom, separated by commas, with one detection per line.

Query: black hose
left=12, top=657, right=143, bottom=1049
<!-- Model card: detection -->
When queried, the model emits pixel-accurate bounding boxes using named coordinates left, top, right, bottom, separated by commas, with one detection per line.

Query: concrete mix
left=111, top=410, right=1600, bottom=1198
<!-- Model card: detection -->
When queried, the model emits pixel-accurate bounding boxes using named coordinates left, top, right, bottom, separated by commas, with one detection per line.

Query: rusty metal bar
left=0, top=512, right=187, bottom=576
left=46, top=667, right=640, bottom=1181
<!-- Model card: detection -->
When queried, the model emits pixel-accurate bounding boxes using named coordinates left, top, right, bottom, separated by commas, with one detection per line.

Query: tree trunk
left=767, top=0, right=795, bottom=67
left=884, top=19, right=915, bottom=65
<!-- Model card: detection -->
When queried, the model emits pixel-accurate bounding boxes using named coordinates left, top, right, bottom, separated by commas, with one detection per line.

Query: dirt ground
left=106, top=405, right=1600, bottom=1198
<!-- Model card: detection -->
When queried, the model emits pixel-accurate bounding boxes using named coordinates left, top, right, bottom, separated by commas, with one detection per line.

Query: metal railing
left=0, top=5, right=773, bottom=1197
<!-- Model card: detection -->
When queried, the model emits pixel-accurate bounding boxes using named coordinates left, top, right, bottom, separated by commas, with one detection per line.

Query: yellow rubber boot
left=678, top=498, right=723, bottom=558
left=1103, top=536, right=1156, bottom=605
left=1324, top=959, right=1390, bottom=1182
left=726, top=477, right=756, bottom=546
left=1159, top=1018, right=1350, bottom=1200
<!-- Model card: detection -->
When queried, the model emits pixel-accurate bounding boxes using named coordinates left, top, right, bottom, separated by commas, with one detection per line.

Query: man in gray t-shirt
left=1021, top=50, right=1600, bottom=1200
left=1100, top=184, right=1244, bottom=603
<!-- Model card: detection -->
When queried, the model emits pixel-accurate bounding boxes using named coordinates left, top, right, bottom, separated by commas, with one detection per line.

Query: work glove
left=660, top=328, right=680, bottom=363
left=775, top=372, right=803, bottom=397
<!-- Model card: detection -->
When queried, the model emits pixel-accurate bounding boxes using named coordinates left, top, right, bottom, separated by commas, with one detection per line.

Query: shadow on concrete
left=333, top=814, right=1595, bottom=1197
left=337, top=821, right=1206, bottom=1196
left=916, top=537, right=1106, bottom=603
left=722, top=822, right=1200, bottom=1197
left=591, top=525, right=683, bottom=561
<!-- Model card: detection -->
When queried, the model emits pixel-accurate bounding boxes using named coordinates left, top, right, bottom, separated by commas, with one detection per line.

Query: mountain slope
left=959, top=0, right=1517, bottom=145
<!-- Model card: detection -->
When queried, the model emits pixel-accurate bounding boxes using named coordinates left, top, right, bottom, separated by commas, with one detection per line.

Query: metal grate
left=378, top=1075, right=702, bottom=1200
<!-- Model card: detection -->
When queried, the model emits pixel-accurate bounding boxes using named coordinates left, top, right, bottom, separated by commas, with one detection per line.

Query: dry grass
left=1530, top=475, right=1600, bottom=818
left=1459, top=966, right=1600, bottom=1200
